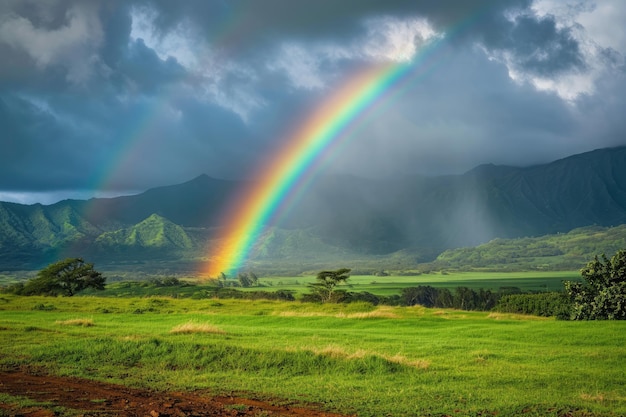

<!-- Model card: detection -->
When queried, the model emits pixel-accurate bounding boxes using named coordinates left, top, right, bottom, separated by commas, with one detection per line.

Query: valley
left=1, top=146, right=626, bottom=276
left=1, top=147, right=625, bottom=416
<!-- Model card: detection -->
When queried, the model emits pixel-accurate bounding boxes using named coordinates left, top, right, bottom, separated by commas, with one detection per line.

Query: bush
left=565, top=250, right=626, bottom=320
left=496, top=293, right=571, bottom=318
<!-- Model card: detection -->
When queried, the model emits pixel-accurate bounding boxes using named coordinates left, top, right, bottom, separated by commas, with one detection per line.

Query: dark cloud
left=0, top=94, right=105, bottom=190
left=325, top=45, right=585, bottom=178
left=141, top=1, right=534, bottom=57
left=120, top=39, right=187, bottom=92
left=0, top=0, right=625, bottom=202
left=473, top=11, right=586, bottom=76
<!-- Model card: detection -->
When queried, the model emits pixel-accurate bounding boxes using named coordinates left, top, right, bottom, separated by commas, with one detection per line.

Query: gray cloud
left=0, top=0, right=625, bottom=203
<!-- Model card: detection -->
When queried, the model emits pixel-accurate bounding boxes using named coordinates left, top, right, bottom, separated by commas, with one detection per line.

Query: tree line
left=3, top=250, right=626, bottom=320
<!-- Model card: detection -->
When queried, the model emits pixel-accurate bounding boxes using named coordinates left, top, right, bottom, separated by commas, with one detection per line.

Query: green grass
left=248, top=271, right=580, bottom=295
left=0, top=295, right=624, bottom=416
left=0, top=392, right=67, bottom=416
left=67, top=270, right=581, bottom=299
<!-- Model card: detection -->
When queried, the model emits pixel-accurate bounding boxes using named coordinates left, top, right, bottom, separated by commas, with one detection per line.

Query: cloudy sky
left=1, top=0, right=625, bottom=204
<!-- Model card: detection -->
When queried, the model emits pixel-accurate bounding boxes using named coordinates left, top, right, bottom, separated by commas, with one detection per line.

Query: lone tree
left=564, top=250, right=626, bottom=320
left=237, top=272, right=259, bottom=287
left=23, top=258, right=106, bottom=296
left=308, top=268, right=351, bottom=303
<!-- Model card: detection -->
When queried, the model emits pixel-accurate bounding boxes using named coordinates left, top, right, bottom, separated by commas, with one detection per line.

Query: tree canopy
left=565, top=250, right=626, bottom=320
left=23, top=258, right=106, bottom=296
left=308, top=268, right=351, bottom=303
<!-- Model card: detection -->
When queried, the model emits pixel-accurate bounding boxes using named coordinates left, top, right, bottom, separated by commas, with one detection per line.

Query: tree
left=23, top=258, right=106, bottom=296
left=308, top=268, right=351, bottom=303
left=237, top=272, right=258, bottom=287
left=401, top=286, right=438, bottom=307
left=564, top=250, right=626, bottom=320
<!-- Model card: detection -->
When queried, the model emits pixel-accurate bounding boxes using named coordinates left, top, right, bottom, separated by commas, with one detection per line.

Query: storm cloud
left=0, top=0, right=624, bottom=202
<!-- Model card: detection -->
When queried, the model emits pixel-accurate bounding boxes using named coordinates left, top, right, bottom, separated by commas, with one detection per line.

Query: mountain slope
left=1, top=146, right=625, bottom=271
left=433, top=224, right=626, bottom=271
left=95, top=214, right=195, bottom=250
left=479, top=146, right=626, bottom=236
left=83, top=174, right=239, bottom=227
left=282, top=146, right=626, bottom=252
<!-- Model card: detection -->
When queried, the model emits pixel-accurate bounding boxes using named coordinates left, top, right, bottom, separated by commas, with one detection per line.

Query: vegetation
left=0, top=295, right=624, bottom=416
left=17, top=258, right=105, bottom=296
left=306, top=268, right=351, bottom=302
left=400, top=285, right=502, bottom=311
left=565, top=250, right=626, bottom=320
left=433, top=225, right=626, bottom=272
left=2, top=149, right=626, bottom=275
left=236, top=271, right=259, bottom=287
left=496, top=292, right=572, bottom=318
left=4, top=250, right=626, bottom=321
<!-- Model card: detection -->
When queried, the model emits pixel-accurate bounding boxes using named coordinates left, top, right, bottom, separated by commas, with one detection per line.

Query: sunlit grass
left=0, top=294, right=624, bottom=416
left=170, top=321, right=226, bottom=335
left=55, top=318, right=94, bottom=326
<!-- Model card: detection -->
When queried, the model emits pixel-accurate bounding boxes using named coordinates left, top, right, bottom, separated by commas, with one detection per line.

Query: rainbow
left=204, top=51, right=440, bottom=277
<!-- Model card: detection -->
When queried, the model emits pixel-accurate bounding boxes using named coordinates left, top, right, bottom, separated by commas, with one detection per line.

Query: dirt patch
left=0, top=369, right=351, bottom=417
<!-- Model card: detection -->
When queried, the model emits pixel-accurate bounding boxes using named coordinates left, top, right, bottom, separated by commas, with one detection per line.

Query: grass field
left=0, top=294, right=624, bottom=416
left=65, top=270, right=581, bottom=298
left=253, top=271, right=580, bottom=295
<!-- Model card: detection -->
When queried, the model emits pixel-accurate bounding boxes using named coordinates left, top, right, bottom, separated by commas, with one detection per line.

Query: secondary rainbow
left=204, top=59, right=422, bottom=277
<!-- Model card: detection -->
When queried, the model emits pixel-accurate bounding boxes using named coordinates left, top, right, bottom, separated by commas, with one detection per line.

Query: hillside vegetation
left=432, top=224, right=626, bottom=271
left=1, top=146, right=625, bottom=273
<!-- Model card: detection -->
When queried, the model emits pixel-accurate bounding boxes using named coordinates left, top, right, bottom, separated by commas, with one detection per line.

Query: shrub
left=564, top=250, right=626, bottom=320
left=496, top=292, right=571, bottom=318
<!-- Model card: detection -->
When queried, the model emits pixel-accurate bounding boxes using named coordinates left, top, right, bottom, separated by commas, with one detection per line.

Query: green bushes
left=495, top=293, right=571, bottom=318
left=400, top=286, right=503, bottom=311
left=564, top=250, right=626, bottom=320
left=190, top=287, right=295, bottom=301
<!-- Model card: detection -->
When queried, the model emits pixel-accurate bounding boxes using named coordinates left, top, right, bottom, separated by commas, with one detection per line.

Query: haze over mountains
left=1, top=146, right=625, bottom=273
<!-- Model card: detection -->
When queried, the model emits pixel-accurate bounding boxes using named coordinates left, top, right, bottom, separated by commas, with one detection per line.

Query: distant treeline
left=2, top=275, right=571, bottom=317
left=340, top=286, right=571, bottom=318
left=189, top=284, right=572, bottom=318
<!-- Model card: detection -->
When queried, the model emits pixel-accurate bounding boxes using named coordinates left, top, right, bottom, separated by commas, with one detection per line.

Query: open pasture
left=2, top=270, right=580, bottom=298
left=0, top=294, right=624, bottom=416
left=251, top=270, right=580, bottom=295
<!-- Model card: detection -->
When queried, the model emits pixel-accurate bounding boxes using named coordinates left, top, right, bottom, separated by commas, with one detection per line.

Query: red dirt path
left=0, top=369, right=352, bottom=417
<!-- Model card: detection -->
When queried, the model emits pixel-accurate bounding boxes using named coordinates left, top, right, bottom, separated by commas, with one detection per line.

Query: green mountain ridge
left=1, top=146, right=626, bottom=272
left=95, top=214, right=194, bottom=250
left=433, top=224, right=626, bottom=271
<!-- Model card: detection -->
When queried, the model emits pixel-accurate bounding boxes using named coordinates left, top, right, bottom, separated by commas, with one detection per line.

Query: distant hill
left=0, top=146, right=625, bottom=272
left=431, top=224, right=626, bottom=271
left=281, top=146, right=626, bottom=252
left=81, top=174, right=240, bottom=227
left=95, top=214, right=193, bottom=248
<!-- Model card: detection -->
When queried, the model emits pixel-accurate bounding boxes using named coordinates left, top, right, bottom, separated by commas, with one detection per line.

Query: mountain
left=82, top=174, right=240, bottom=227
left=432, top=224, right=626, bottom=271
left=1, top=146, right=625, bottom=272
left=95, top=214, right=194, bottom=252
left=280, top=146, right=626, bottom=252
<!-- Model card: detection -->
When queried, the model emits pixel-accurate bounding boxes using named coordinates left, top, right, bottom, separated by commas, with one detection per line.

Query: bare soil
left=0, top=369, right=351, bottom=417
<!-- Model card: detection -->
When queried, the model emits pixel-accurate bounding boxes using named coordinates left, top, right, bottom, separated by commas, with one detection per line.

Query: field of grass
left=1, top=294, right=624, bottom=416
left=252, top=271, right=580, bottom=295
left=75, top=270, right=580, bottom=298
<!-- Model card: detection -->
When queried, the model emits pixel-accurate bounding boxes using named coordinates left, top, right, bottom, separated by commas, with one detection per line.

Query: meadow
left=1, top=291, right=624, bottom=416
left=253, top=271, right=579, bottom=295
left=60, top=270, right=580, bottom=298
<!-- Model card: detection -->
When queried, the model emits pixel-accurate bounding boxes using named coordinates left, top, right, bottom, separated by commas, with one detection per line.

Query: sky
left=1, top=0, right=625, bottom=204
